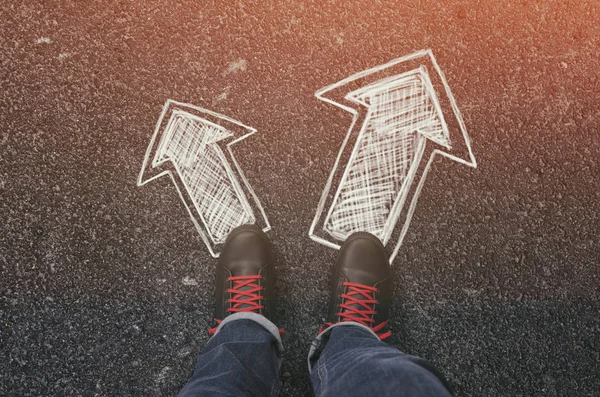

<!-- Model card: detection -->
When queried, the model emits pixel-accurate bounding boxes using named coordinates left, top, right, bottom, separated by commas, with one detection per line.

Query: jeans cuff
left=307, top=322, right=379, bottom=374
left=212, top=312, right=284, bottom=353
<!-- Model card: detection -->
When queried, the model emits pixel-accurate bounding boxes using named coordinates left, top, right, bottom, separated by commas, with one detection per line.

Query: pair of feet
left=212, top=224, right=392, bottom=340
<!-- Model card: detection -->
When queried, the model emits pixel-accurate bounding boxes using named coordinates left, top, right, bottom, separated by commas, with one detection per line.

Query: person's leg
left=179, top=225, right=283, bottom=397
left=179, top=314, right=282, bottom=397
left=308, top=323, right=452, bottom=396
left=309, top=232, right=452, bottom=397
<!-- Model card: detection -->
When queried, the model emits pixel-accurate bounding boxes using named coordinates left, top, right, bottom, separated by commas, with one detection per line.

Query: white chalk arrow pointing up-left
left=138, top=100, right=270, bottom=257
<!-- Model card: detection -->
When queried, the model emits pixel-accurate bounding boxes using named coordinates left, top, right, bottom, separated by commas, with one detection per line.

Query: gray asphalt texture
left=1, top=1, right=599, bottom=396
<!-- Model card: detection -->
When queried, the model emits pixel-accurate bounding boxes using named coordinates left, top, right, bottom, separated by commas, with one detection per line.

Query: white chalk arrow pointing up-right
left=310, top=50, right=477, bottom=263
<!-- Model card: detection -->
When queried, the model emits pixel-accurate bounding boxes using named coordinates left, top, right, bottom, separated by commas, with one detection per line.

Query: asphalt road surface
left=1, top=1, right=599, bottom=396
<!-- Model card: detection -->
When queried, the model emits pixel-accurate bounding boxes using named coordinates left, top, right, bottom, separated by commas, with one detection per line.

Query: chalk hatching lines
left=138, top=100, right=269, bottom=258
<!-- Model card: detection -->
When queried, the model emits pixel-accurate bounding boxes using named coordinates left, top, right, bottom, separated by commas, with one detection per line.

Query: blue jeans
left=179, top=313, right=452, bottom=396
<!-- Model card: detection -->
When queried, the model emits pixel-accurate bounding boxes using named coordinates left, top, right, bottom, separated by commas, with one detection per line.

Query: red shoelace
left=320, top=281, right=391, bottom=340
left=226, top=275, right=265, bottom=313
left=209, top=275, right=283, bottom=335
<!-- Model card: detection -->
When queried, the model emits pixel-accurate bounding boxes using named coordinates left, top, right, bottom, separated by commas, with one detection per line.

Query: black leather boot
left=321, top=232, right=392, bottom=340
left=211, top=224, right=275, bottom=334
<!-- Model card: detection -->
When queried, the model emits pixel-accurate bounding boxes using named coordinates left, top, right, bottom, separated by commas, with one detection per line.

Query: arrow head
left=138, top=100, right=270, bottom=258
left=316, top=49, right=476, bottom=168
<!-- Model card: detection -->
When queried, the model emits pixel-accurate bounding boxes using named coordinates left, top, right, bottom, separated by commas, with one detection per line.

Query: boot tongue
left=228, top=259, right=261, bottom=276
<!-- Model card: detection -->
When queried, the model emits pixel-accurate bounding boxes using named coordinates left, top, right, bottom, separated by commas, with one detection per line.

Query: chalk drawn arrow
left=138, top=100, right=270, bottom=258
left=309, top=50, right=477, bottom=263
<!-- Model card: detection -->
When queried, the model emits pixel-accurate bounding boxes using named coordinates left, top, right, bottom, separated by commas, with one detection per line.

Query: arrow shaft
left=176, top=143, right=255, bottom=245
left=389, top=144, right=438, bottom=263
left=323, top=110, right=427, bottom=244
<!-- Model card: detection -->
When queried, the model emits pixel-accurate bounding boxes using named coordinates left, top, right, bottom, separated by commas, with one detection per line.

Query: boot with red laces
left=210, top=224, right=277, bottom=335
left=320, top=232, right=392, bottom=340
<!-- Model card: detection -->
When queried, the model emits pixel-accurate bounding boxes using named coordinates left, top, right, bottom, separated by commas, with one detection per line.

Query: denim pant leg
left=179, top=312, right=283, bottom=397
left=308, top=323, right=453, bottom=397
